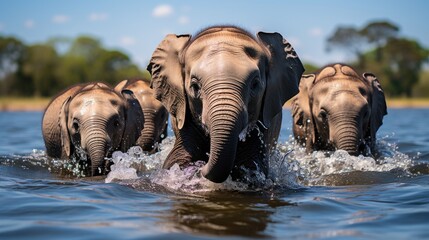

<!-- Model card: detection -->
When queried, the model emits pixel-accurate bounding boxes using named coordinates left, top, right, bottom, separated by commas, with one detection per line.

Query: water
left=1, top=109, right=429, bottom=239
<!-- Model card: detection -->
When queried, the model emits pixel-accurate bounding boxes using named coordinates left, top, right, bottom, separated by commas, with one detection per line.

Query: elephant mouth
left=238, top=121, right=257, bottom=142
left=142, top=142, right=159, bottom=154
left=199, top=120, right=264, bottom=143
left=239, top=120, right=268, bottom=142
left=72, top=145, right=112, bottom=176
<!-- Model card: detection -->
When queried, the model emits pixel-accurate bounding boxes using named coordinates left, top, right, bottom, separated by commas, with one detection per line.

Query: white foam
left=104, top=134, right=415, bottom=190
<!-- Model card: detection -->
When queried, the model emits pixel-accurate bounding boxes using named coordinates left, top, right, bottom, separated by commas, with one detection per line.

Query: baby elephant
left=115, top=79, right=169, bottom=153
left=291, top=64, right=387, bottom=156
left=42, top=82, right=144, bottom=176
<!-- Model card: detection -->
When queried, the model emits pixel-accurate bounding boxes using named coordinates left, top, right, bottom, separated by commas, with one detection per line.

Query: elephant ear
left=363, top=72, right=387, bottom=145
left=257, top=32, right=305, bottom=128
left=121, top=89, right=145, bottom=151
left=114, top=79, right=128, bottom=93
left=147, top=34, right=191, bottom=129
left=291, top=74, right=316, bottom=147
left=59, top=96, right=72, bottom=158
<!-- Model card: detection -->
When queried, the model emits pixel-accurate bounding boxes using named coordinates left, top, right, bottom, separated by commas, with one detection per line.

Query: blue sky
left=1, top=0, right=428, bottom=69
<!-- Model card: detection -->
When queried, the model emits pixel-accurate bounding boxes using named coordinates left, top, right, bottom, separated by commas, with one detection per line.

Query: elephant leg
left=162, top=120, right=209, bottom=169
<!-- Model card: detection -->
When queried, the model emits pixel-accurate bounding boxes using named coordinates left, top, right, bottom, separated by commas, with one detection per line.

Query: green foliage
left=0, top=35, right=146, bottom=97
left=326, top=20, right=429, bottom=97
left=303, top=63, right=320, bottom=74
left=413, top=70, right=429, bottom=97
left=0, top=36, right=26, bottom=96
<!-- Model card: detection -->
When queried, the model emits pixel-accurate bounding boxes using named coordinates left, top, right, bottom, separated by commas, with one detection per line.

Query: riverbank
left=1, top=97, right=429, bottom=111
left=0, top=97, right=50, bottom=111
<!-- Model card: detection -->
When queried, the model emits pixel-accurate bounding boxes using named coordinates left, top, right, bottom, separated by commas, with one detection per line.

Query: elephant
left=291, top=63, right=387, bottom=156
left=114, top=79, right=168, bottom=153
left=42, top=82, right=144, bottom=176
left=147, top=26, right=304, bottom=183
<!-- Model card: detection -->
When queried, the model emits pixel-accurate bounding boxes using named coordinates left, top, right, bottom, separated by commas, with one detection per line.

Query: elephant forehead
left=128, top=80, right=150, bottom=91
left=312, top=80, right=367, bottom=98
left=186, top=34, right=263, bottom=60
left=316, top=64, right=360, bottom=82
left=128, top=81, right=152, bottom=96
left=72, top=92, right=122, bottom=115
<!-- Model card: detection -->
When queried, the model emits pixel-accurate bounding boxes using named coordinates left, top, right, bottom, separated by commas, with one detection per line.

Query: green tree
left=326, top=20, right=401, bottom=72
left=361, top=21, right=399, bottom=62
left=413, top=70, right=429, bottom=97
left=382, top=38, right=429, bottom=97
left=56, top=36, right=144, bottom=87
left=21, top=44, right=59, bottom=96
left=326, top=26, right=367, bottom=70
left=303, top=62, right=320, bottom=74
left=0, top=36, right=26, bottom=96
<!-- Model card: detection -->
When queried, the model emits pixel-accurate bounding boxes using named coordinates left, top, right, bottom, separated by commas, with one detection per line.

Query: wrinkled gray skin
left=42, top=82, right=144, bottom=176
left=291, top=64, right=387, bottom=156
left=115, top=79, right=168, bottom=153
left=148, top=26, right=304, bottom=183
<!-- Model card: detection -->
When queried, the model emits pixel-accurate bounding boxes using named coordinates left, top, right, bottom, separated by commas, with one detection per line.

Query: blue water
left=1, top=109, right=429, bottom=239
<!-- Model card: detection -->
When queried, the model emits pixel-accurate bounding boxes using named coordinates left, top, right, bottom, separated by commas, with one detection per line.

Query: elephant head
left=115, top=79, right=168, bottom=153
left=148, top=26, right=304, bottom=183
left=56, top=83, right=144, bottom=175
left=291, top=64, right=387, bottom=155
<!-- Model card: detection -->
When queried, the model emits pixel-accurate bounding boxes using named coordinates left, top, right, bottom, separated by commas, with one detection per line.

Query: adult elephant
left=115, top=79, right=168, bottom=153
left=147, top=26, right=304, bottom=183
left=291, top=63, right=387, bottom=156
left=42, top=82, right=144, bottom=176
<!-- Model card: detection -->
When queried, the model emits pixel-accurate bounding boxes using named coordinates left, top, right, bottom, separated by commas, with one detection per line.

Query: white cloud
left=89, top=13, right=108, bottom=21
left=24, top=20, right=35, bottom=28
left=120, top=36, right=136, bottom=47
left=178, top=16, right=189, bottom=25
left=52, top=15, right=70, bottom=24
left=308, top=27, right=323, bottom=37
left=152, top=4, right=173, bottom=17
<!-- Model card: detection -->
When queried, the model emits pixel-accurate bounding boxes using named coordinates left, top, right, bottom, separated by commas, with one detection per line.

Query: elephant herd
left=42, top=26, right=387, bottom=183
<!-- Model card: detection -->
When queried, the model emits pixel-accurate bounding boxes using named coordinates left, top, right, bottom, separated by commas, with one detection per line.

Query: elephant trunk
left=201, top=86, right=247, bottom=183
left=82, top=120, right=111, bottom=176
left=138, top=110, right=158, bottom=152
left=331, top=114, right=361, bottom=156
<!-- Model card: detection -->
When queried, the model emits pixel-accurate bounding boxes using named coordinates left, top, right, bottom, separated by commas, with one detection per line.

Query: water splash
left=3, top=133, right=417, bottom=190
left=105, top=136, right=303, bottom=193
left=104, top=134, right=418, bottom=191
left=278, top=134, right=414, bottom=186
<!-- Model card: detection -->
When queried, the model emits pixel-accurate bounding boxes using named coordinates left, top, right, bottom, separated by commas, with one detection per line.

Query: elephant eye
left=114, top=119, right=121, bottom=128
left=250, top=77, right=259, bottom=91
left=72, top=119, right=79, bottom=133
left=296, top=112, right=304, bottom=126
left=319, top=109, right=328, bottom=120
left=189, top=77, right=201, bottom=98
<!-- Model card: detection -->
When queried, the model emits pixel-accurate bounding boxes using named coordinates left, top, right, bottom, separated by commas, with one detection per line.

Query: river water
left=0, top=109, right=428, bottom=239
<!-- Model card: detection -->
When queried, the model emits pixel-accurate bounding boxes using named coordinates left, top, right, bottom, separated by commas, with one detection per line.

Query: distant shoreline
left=0, top=97, right=50, bottom=112
left=1, top=97, right=429, bottom=112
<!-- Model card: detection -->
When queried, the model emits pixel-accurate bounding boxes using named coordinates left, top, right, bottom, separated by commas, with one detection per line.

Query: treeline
left=321, top=20, right=429, bottom=97
left=0, top=35, right=149, bottom=97
left=1, top=20, right=429, bottom=98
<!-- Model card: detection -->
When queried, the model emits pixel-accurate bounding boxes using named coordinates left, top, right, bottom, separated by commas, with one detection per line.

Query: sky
left=1, top=0, right=428, bottom=69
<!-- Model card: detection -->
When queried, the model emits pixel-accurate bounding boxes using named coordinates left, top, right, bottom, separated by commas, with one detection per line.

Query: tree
left=360, top=21, right=399, bottom=62
left=21, top=44, right=59, bottom=96
left=326, top=20, right=400, bottom=72
left=0, top=36, right=25, bottom=96
left=382, top=38, right=429, bottom=97
left=326, top=26, right=368, bottom=70
left=303, top=62, right=320, bottom=74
